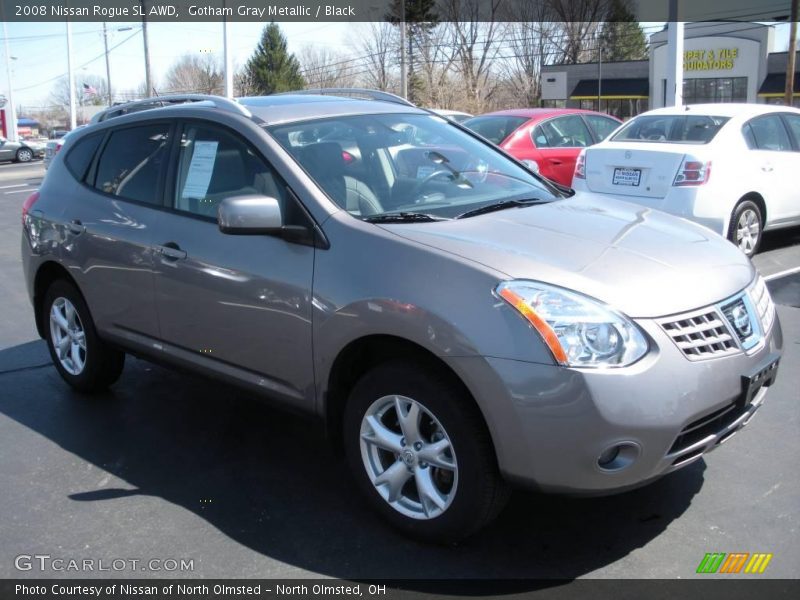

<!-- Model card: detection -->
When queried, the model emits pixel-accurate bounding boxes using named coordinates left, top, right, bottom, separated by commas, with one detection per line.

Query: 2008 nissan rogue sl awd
left=21, top=93, right=782, bottom=542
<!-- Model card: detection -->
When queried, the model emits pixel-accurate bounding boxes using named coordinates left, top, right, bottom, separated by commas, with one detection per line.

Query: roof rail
left=275, top=88, right=415, bottom=107
left=91, top=94, right=252, bottom=123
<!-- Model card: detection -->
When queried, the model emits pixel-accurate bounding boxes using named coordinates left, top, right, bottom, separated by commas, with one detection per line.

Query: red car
left=463, top=109, right=622, bottom=186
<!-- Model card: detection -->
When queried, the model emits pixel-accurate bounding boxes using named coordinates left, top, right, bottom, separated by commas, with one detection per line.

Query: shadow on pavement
left=0, top=341, right=706, bottom=586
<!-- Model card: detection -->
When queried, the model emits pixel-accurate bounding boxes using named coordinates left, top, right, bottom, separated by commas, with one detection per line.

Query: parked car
left=22, top=92, right=781, bottom=542
left=0, top=136, right=44, bottom=162
left=44, top=126, right=86, bottom=170
left=430, top=109, right=473, bottom=123
left=571, top=104, right=800, bottom=257
left=462, top=109, right=622, bottom=186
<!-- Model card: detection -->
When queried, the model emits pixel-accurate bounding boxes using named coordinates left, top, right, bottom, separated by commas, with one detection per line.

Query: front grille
left=658, top=309, right=738, bottom=360
left=751, top=275, right=775, bottom=333
left=669, top=401, right=747, bottom=455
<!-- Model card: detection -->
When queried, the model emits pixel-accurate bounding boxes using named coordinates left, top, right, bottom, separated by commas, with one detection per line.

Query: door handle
left=761, top=165, right=773, bottom=172
left=67, top=219, right=85, bottom=235
left=549, top=159, right=563, bottom=165
left=158, top=242, right=187, bottom=261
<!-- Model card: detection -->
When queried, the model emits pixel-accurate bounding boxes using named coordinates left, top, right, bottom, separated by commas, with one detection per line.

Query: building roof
left=570, top=78, right=649, bottom=99
left=758, top=72, right=800, bottom=96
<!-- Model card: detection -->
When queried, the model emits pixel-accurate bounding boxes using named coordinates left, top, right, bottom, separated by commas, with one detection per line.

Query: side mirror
left=218, top=195, right=283, bottom=235
left=521, top=159, right=540, bottom=174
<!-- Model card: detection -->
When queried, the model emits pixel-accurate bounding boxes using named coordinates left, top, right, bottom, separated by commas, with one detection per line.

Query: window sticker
left=181, top=141, right=219, bottom=199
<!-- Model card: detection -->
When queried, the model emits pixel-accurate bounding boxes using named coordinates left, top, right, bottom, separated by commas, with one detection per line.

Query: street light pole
left=1, top=20, right=18, bottom=142
left=103, top=22, right=113, bottom=106
left=399, top=1, right=407, bottom=99
left=223, top=6, right=233, bottom=98
left=66, top=21, right=77, bottom=129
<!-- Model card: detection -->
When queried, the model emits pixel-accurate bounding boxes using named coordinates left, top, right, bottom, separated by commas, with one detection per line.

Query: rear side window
left=611, top=115, right=729, bottom=144
left=533, top=115, right=593, bottom=148
left=744, top=115, right=793, bottom=151
left=584, top=115, right=620, bottom=141
left=462, top=116, right=529, bottom=144
left=64, top=132, right=103, bottom=181
left=94, top=124, right=171, bottom=204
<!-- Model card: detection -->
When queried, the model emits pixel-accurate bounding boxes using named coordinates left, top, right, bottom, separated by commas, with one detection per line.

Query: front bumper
left=451, top=307, right=783, bottom=495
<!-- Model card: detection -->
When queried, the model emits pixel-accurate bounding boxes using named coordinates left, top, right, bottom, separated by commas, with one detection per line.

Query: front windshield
left=267, top=113, right=559, bottom=221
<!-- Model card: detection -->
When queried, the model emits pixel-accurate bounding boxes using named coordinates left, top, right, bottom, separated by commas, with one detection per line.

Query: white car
left=430, top=108, right=473, bottom=123
left=571, top=103, right=800, bottom=256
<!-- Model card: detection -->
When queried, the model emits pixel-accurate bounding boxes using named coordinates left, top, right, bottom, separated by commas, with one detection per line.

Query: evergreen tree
left=244, top=23, right=305, bottom=95
left=598, top=0, right=647, bottom=61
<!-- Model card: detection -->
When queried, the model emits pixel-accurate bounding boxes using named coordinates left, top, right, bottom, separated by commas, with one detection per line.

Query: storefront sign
left=684, top=48, right=739, bottom=71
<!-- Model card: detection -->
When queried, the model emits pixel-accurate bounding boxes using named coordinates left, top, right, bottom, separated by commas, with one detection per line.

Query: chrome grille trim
left=658, top=277, right=772, bottom=361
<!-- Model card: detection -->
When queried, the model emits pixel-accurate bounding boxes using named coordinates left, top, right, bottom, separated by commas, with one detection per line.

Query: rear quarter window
left=64, top=132, right=103, bottom=181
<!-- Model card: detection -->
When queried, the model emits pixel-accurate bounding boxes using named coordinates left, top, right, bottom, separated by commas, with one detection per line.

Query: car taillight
left=574, top=152, right=586, bottom=179
left=22, top=191, right=40, bottom=226
left=55, top=144, right=62, bottom=154
left=673, top=159, right=711, bottom=186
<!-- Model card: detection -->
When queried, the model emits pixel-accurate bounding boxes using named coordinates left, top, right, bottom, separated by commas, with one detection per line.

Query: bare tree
left=440, top=0, right=507, bottom=114
left=414, top=23, right=459, bottom=108
left=50, top=75, right=108, bottom=108
left=352, top=21, right=398, bottom=92
left=498, top=2, right=560, bottom=107
left=163, top=53, right=224, bottom=95
left=545, top=0, right=610, bottom=64
left=299, top=46, right=358, bottom=89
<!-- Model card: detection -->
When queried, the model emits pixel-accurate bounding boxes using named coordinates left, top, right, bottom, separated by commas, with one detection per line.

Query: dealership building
left=541, top=22, right=800, bottom=119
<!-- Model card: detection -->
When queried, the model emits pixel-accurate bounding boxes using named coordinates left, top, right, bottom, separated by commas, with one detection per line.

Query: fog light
left=598, top=446, right=620, bottom=467
left=597, top=442, right=640, bottom=472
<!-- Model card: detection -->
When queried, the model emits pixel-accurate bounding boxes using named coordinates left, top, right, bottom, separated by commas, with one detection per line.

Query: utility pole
left=102, top=22, right=113, bottom=106
left=67, top=21, right=77, bottom=129
left=785, top=0, right=798, bottom=106
left=1, top=19, right=18, bottom=142
left=223, top=5, right=233, bottom=98
left=597, top=40, right=603, bottom=112
left=399, top=1, right=407, bottom=100
left=140, top=0, right=152, bottom=96
left=665, top=0, right=684, bottom=107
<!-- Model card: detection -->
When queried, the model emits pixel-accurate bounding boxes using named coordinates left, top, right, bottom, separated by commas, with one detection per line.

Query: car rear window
left=64, top=132, right=103, bottom=181
left=611, top=115, right=730, bottom=144
left=462, top=116, right=529, bottom=144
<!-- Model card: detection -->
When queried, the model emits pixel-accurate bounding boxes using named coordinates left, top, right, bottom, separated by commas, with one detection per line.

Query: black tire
left=42, top=279, right=125, bottom=393
left=343, top=360, right=509, bottom=543
left=15, top=148, right=33, bottom=163
left=727, top=199, right=763, bottom=258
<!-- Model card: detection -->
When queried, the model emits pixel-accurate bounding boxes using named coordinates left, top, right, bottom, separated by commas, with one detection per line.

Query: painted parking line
left=0, top=184, right=29, bottom=189
left=4, top=187, right=37, bottom=195
left=764, top=265, right=800, bottom=281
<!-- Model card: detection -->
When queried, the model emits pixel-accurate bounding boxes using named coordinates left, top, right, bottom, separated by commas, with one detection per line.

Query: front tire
left=16, top=148, right=33, bottom=163
left=728, top=199, right=763, bottom=257
left=343, top=360, right=508, bottom=543
left=43, top=279, right=125, bottom=393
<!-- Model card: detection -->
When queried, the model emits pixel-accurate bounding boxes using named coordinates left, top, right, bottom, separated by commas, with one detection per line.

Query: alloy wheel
left=736, top=208, right=760, bottom=255
left=359, top=394, right=458, bottom=520
left=49, top=297, right=87, bottom=376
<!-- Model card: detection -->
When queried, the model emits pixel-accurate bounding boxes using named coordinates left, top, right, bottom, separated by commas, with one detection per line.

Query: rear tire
left=728, top=199, right=763, bottom=258
left=16, top=148, right=34, bottom=163
left=43, top=279, right=125, bottom=393
left=343, top=360, right=509, bottom=543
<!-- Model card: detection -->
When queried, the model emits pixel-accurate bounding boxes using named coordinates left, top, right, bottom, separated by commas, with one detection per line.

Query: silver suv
left=21, top=93, right=782, bottom=542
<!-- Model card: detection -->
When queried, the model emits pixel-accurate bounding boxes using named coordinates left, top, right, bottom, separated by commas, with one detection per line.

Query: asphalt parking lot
left=0, top=162, right=798, bottom=581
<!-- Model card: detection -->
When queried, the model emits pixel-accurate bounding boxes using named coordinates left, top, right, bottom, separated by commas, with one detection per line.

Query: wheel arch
left=322, top=334, right=493, bottom=453
left=33, top=261, right=81, bottom=339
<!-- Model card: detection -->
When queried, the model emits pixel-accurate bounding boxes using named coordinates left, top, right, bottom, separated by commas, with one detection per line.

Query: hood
left=379, top=196, right=754, bottom=318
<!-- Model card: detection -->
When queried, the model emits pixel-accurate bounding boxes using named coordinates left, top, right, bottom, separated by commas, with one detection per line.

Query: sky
left=0, top=20, right=794, bottom=112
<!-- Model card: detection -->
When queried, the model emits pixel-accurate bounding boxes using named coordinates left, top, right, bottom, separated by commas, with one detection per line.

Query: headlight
left=495, top=281, right=648, bottom=367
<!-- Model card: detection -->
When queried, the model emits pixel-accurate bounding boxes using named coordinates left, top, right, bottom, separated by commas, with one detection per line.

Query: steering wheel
left=409, top=169, right=454, bottom=202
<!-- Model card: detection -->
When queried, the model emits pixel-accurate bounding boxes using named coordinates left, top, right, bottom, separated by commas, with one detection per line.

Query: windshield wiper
left=456, top=198, right=551, bottom=219
left=364, top=212, right=448, bottom=223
